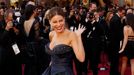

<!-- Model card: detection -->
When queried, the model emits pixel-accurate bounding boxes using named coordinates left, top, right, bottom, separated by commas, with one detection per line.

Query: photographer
left=0, top=9, right=21, bottom=75
left=83, top=10, right=109, bottom=75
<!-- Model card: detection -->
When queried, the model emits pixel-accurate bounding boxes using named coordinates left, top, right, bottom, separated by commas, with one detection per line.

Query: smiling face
left=49, top=15, right=65, bottom=33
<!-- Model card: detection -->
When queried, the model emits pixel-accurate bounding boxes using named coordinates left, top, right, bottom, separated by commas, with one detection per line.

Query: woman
left=119, top=13, right=134, bottom=75
left=105, top=11, right=113, bottom=26
left=20, top=4, right=41, bottom=75
left=42, top=7, right=85, bottom=75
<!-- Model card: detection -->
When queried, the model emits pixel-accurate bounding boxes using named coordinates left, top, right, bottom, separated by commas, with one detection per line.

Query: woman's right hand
left=74, top=24, right=86, bottom=37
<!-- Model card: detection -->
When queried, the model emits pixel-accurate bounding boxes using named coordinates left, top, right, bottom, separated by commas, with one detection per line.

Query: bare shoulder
left=49, top=31, right=55, bottom=41
left=69, top=31, right=77, bottom=39
left=124, top=25, right=130, bottom=28
left=49, top=31, right=55, bottom=36
left=124, top=25, right=130, bottom=31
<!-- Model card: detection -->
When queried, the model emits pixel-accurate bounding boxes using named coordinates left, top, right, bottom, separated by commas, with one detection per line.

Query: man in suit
left=109, top=7, right=125, bottom=75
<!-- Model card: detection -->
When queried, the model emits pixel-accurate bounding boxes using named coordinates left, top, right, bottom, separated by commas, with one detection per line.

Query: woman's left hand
left=74, top=24, right=86, bottom=37
left=119, top=49, right=124, bottom=53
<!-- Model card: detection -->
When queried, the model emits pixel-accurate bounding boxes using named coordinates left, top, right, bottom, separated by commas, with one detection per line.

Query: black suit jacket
left=109, top=14, right=123, bottom=42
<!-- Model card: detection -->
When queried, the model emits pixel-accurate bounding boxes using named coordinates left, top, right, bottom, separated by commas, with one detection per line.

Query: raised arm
left=71, top=24, right=86, bottom=62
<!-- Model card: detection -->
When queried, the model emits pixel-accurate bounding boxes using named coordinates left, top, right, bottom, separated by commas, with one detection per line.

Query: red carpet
left=72, top=51, right=132, bottom=75
left=21, top=62, right=131, bottom=75
left=22, top=57, right=131, bottom=75
left=73, top=64, right=131, bottom=75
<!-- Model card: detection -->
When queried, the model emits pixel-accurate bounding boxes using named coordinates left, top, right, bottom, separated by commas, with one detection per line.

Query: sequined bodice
left=45, top=43, right=74, bottom=66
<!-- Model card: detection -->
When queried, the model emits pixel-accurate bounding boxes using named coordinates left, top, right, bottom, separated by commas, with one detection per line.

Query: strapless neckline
left=42, top=43, right=74, bottom=75
left=49, top=43, right=72, bottom=51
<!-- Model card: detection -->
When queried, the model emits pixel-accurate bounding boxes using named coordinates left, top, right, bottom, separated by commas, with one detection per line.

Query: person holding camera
left=0, top=9, right=21, bottom=75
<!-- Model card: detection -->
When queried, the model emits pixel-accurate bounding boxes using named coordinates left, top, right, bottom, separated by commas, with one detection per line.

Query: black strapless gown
left=42, top=43, right=74, bottom=75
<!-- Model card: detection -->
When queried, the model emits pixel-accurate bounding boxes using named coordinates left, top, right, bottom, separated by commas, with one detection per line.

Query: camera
left=88, top=12, right=94, bottom=19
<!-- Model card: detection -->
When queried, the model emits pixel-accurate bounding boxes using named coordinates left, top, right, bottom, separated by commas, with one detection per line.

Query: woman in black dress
left=42, top=7, right=85, bottom=75
left=19, top=4, right=41, bottom=75
left=119, top=13, right=134, bottom=75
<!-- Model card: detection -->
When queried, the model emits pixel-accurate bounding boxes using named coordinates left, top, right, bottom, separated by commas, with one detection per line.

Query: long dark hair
left=24, top=4, right=36, bottom=20
left=126, top=13, right=134, bottom=31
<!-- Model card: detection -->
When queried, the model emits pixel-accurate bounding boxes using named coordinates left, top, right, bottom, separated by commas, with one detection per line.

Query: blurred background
left=0, top=0, right=133, bottom=9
